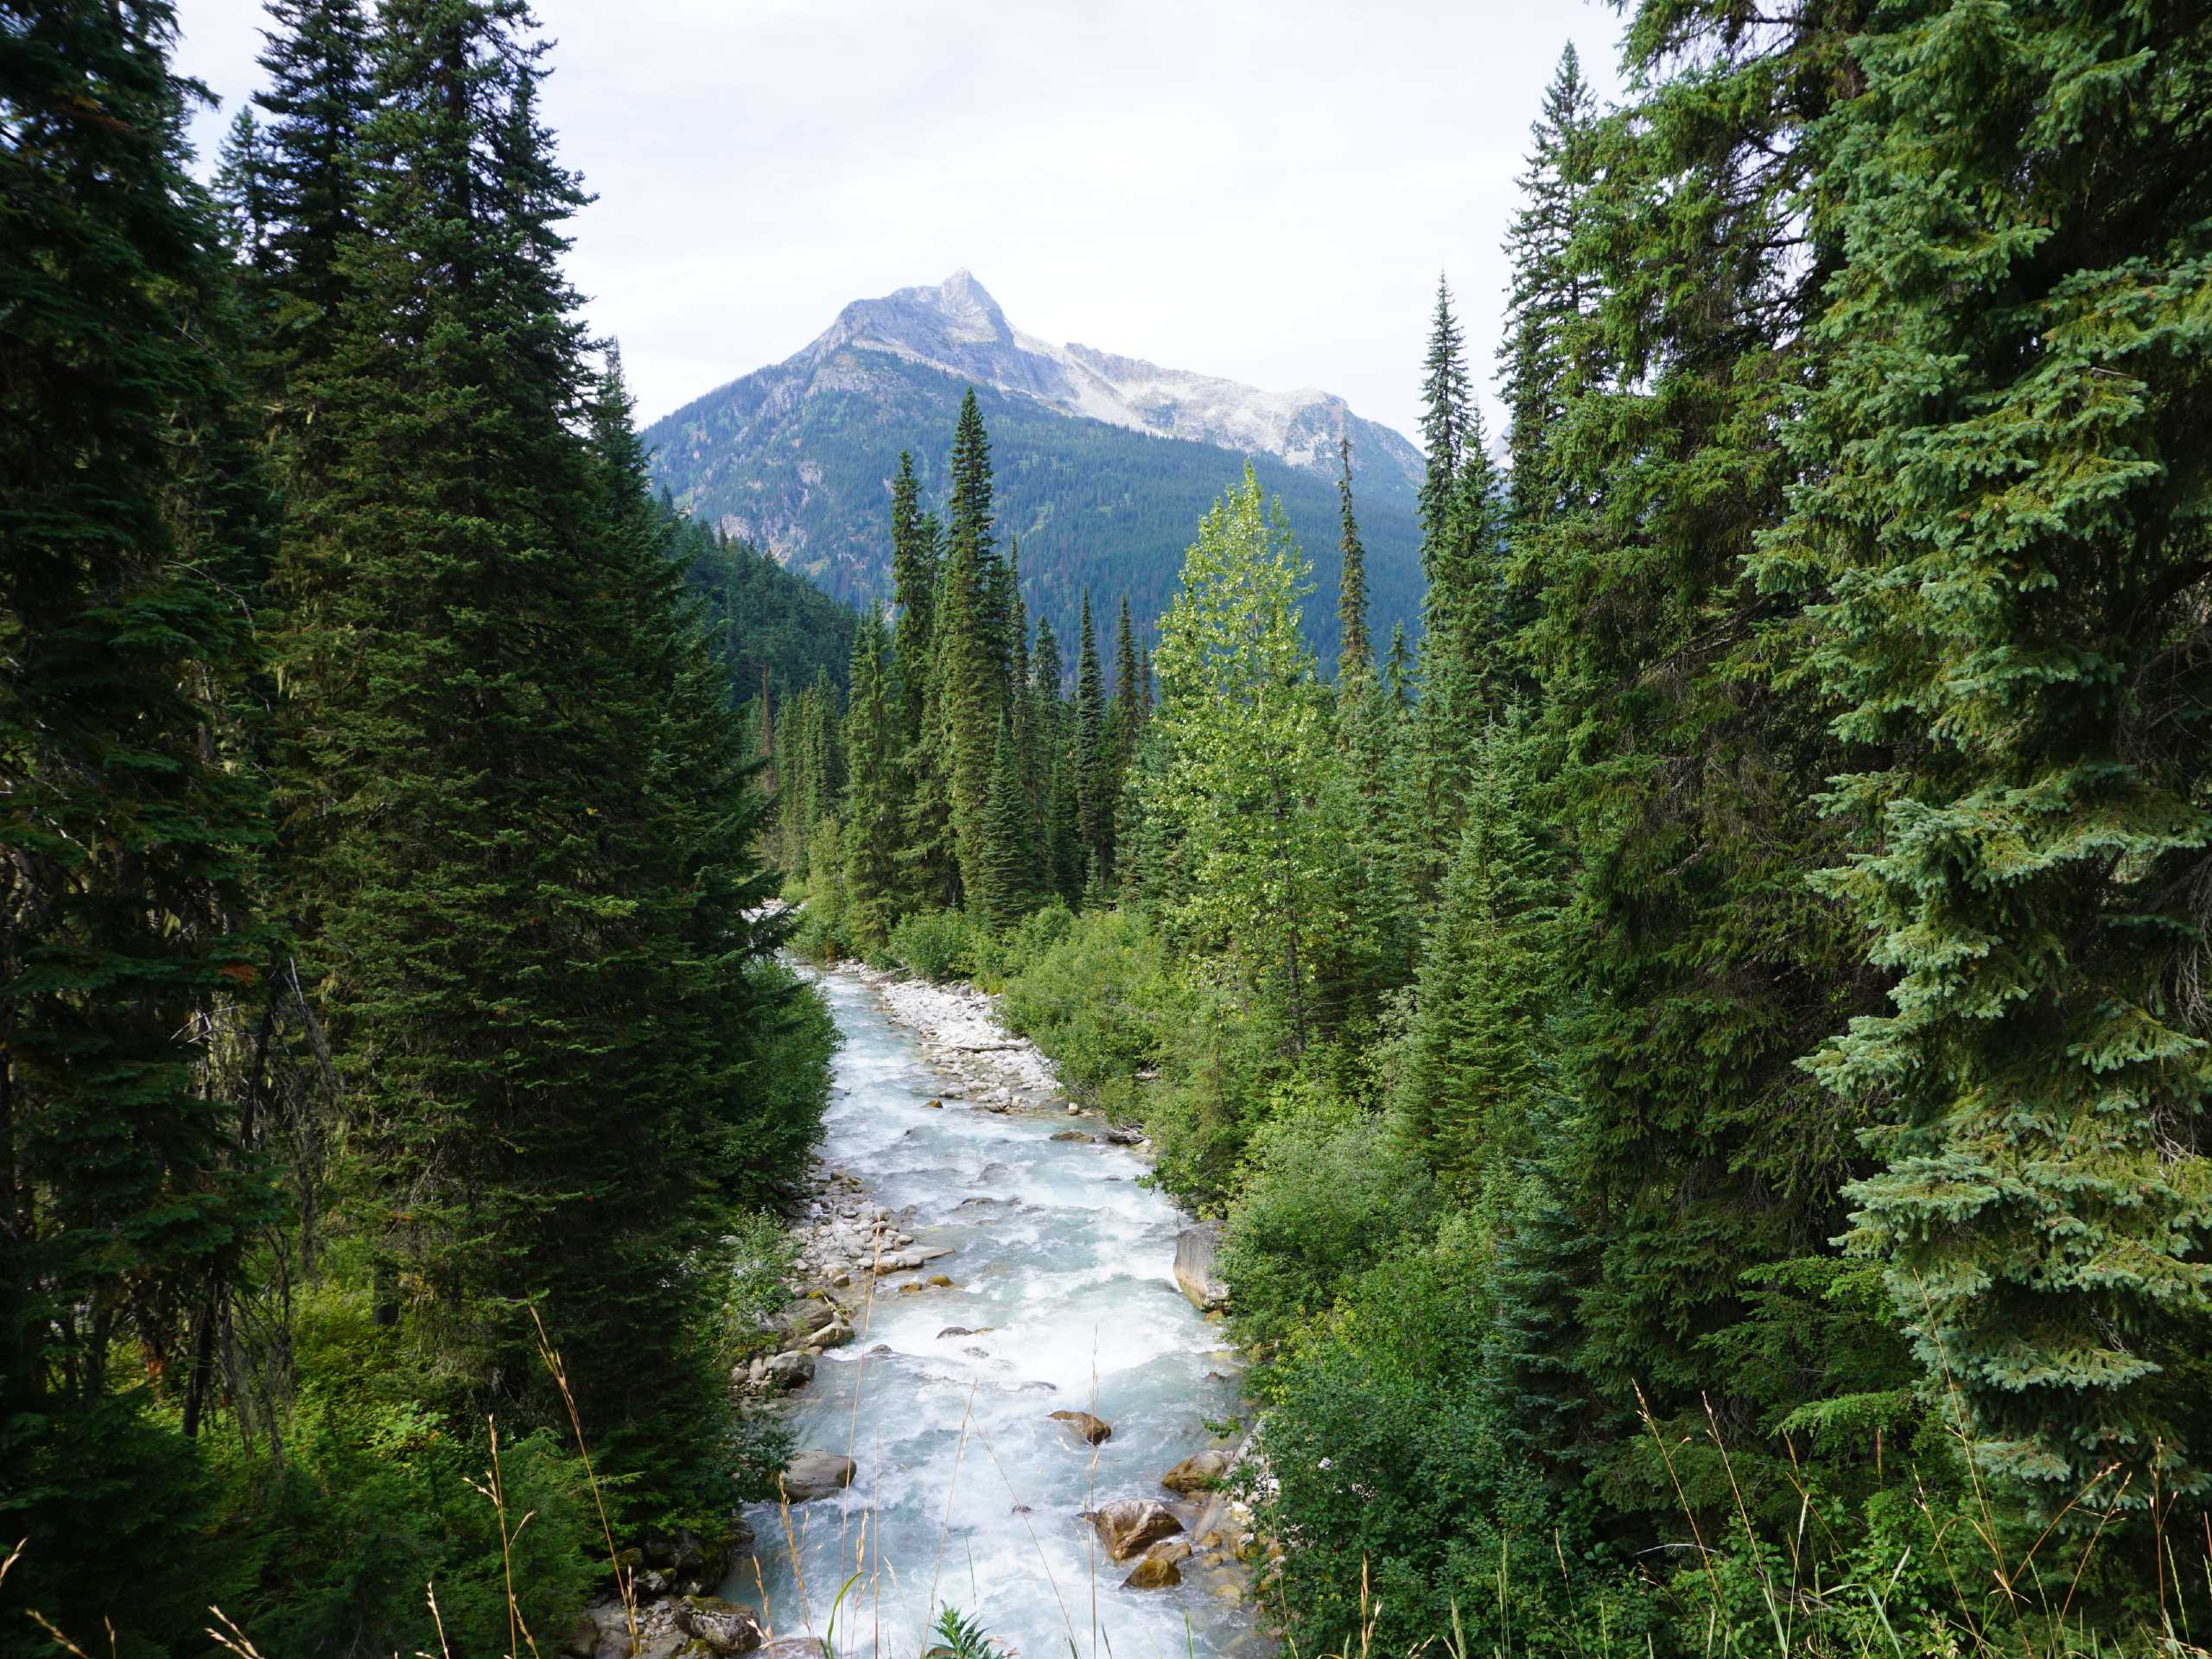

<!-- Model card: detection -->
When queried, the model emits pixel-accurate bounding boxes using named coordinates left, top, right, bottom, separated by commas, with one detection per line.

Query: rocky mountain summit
left=808, top=270, right=1425, bottom=489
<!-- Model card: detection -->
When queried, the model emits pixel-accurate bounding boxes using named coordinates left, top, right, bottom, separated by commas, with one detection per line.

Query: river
left=723, top=967, right=1260, bottom=1659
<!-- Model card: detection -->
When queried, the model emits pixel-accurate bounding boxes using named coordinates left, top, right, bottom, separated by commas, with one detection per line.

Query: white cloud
left=175, top=0, right=1624, bottom=444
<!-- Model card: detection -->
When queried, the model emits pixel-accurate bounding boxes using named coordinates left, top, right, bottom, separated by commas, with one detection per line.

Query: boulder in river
left=1100, top=1125, right=1146, bottom=1146
left=1161, top=1448, right=1232, bottom=1493
left=1122, top=1548, right=1184, bottom=1590
left=677, top=1598, right=763, bottom=1656
left=1049, top=1408, right=1113, bottom=1445
left=779, top=1450, right=856, bottom=1501
left=759, top=1643, right=827, bottom=1659
left=759, top=1351, right=814, bottom=1391
left=1049, top=1129, right=1095, bottom=1143
left=779, top=1300, right=841, bottom=1344
left=1173, top=1224, right=1229, bottom=1312
left=1090, top=1497, right=1184, bottom=1560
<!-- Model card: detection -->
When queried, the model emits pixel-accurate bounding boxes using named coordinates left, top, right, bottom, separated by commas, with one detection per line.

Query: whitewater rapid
left=723, top=968, right=1259, bottom=1659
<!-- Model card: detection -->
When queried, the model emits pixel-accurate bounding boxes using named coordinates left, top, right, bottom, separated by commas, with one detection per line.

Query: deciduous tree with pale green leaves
left=1149, top=466, right=1352, bottom=1052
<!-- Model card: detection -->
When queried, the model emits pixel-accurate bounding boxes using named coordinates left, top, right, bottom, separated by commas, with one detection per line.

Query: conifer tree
left=1395, top=720, right=1554, bottom=1193
left=903, top=523, right=963, bottom=912
left=1032, top=620, right=1081, bottom=904
left=975, top=719, right=1036, bottom=931
left=936, top=389, right=1006, bottom=902
left=1334, top=435, right=1372, bottom=683
left=1531, top=0, right=1885, bottom=1514
left=1500, top=43, right=1599, bottom=537
left=1074, top=594, right=1109, bottom=889
left=270, top=0, right=808, bottom=1456
left=245, top=0, right=374, bottom=411
left=1404, top=410, right=1506, bottom=902
left=1418, top=276, right=1471, bottom=535
left=1766, top=0, right=2212, bottom=1510
left=1, top=0, right=276, bottom=1634
left=1382, top=622, right=1413, bottom=714
left=839, top=609, right=902, bottom=949
left=889, top=449, right=935, bottom=743
left=1112, top=594, right=1142, bottom=762
left=213, top=105, right=276, bottom=263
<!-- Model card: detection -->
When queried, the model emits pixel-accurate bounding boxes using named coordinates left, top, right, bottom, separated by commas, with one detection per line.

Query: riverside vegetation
left=774, top=15, right=2212, bottom=1659
left=6, top=3, right=2212, bottom=1659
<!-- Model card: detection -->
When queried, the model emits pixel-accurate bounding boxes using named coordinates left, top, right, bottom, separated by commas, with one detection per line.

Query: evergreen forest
left=5, top=3, right=2212, bottom=1659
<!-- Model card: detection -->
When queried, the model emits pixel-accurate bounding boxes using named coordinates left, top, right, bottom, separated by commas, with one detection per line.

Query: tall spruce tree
left=1074, top=594, right=1109, bottom=889
left=271, top=0, right=795, bottom=1454
left=245, top=0, right=374, bottom=415
left=842, top=608, right=903, bottom=948
left=1394, top=719, right=1554, bottom=1195
left=1334, top=435, right=1372, bottom=684
left=1532, top=0, right=1890, bottom=1520
left=975, top=718, right=1035, bottom=932
left=1499, top=43, right=1599, bottom=538
left=1, top=0, right=276, bottom=1637
left=1766, top=0, right=2212, bottom=1513
left=1032, top=620, right=1081, bottom=905
left=935, top=389, right=1005, bottom=903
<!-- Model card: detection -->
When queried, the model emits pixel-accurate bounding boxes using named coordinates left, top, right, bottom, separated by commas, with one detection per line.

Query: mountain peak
left=796, top=274, right=1423, bottom=491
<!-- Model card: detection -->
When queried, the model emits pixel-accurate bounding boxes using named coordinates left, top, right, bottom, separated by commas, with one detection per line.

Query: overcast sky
left=174, top=0, right=1625, bottom=444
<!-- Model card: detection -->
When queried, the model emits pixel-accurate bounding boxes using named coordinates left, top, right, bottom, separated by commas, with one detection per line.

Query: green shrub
left=1219, top=1105, right=1440, bottom=1346
left=211, top=1388, right=598, bottom=1659
left=887, top=908, right=988, bottom=981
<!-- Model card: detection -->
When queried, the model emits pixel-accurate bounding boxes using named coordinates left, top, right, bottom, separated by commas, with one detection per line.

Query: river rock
left=677, top=1597, right=763, bottom=1655
left=1050, top=1129, right=1095, bottom=1143
left=759, top=1351, right=814, bottom=1391
left=1050, top=1408, right=1112, bottom=1445
left=779, top=1300, right=841, bottom=1344
left=779, top=1450, right=856, bottom=1501
left=1090, top=1498, right=1183, bottom=1560
left=1123, top=1548, right=1184, bottom=1590
left=925, top=1098, right=943, bottom=1109
left=759, top=1643, right=827, bottom=1659
left=1161, top=1448, right=1232, bottom=1493
left=814, top=1320, right=855, bottom=1349
left=1173, top=1223, right=1229, bottom=1312
left=1101, top=1125, right=1146, bottom=1146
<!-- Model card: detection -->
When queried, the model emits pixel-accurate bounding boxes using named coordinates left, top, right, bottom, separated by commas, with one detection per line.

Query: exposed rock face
left=1090, top=1498, right=1185, bottom=1560
left=1161, top=1447, right=1232, bottom=1493
left=1174, top=1223, right=1229, bottom=1312
left=1049, top=1408, right=1113, bottom=1445
left=779, top=1450, right=856, bottom=1500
